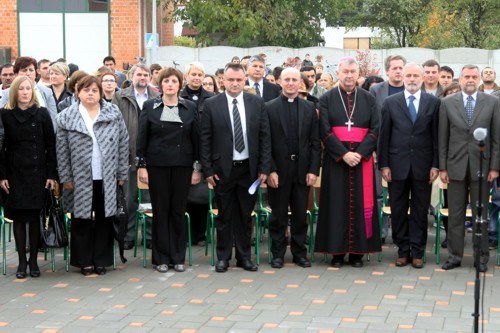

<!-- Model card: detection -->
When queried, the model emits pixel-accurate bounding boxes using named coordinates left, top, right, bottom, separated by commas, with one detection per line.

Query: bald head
left=280, top=68, right=301, bottom=98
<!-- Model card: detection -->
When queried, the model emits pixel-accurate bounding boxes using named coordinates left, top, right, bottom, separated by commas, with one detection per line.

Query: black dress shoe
left=123, top=241, right=134, bottom=250
left=29, top=263, right=41, bottom=278
left=441, top=239, right=448, bottom=248
left=270, top=258, right=284, bottom=269
left=215, top=260, right=229, bottom=273
left=350, top=259, right=364, bottom=268
left=16, top=264, right=27, bottom=279
left=236, top=259, right=258, bottom=271
left=330, top=258, right=344, bottom=268
left=95, top=267, right=107, bottom=275
left=293, top=257, right=311, bottom=268
left=474, top=262, right=488, bottom=273
left=441, top=260, right=461, bottom=270
left=81, top=267, right=94, bottom=276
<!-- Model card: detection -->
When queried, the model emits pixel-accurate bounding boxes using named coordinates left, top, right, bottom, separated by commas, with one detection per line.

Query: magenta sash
left=332, top=126, right=374, bottom=239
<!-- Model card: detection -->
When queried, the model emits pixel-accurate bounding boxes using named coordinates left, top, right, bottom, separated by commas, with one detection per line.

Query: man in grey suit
left=439, top=64, right=500, bottom=272
left=370, top=55, right=406, bottom=243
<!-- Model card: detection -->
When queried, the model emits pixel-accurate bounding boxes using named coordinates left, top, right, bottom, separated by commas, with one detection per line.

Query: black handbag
left=114, top=184, right=128, bottom=263
left=40, top=189, right=69, bottom=248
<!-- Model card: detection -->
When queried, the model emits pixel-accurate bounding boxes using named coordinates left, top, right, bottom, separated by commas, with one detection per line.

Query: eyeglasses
left=102, top=79, right=116, bottom=83
left=202, top=82, right=214, bottom=86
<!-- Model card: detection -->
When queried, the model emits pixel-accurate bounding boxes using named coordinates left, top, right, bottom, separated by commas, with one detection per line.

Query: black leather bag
left=40, top=189, right=68, bottom=248
left=114, top=184, right=128, bottom=263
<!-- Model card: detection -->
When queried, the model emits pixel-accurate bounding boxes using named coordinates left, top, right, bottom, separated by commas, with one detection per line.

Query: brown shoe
left=412, top=258, right=424, bottom=269
left=395, top=257, right=409, bottom=267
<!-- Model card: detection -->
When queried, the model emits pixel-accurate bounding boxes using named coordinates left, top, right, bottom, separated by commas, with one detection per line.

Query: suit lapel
left=455, top=93, right=469, bottom=125
left=471, top=92, right=485, bottom=126
left=243, top=93, right=252, bottom=135
left=416, top=93, right=429, bottom=122
left=220, top=94, right=233, bottom=132
left=397, top=93, right=413, bottom=123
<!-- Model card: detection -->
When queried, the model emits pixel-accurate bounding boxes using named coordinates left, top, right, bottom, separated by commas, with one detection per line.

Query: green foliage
left=174, top=36, right=197, bottom=47
left=162, top=0, right=342, bottom=48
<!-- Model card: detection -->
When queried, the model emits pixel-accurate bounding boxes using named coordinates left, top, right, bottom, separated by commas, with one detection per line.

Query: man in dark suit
left=439, top=64, right=500, bottom=272
left=245, top=55, right=281, bottom=102
left=265, top=68, right=321, bottom=269
left=200, top=63, right=271, bottom=273
left=378, top=63, right=440, bottom=269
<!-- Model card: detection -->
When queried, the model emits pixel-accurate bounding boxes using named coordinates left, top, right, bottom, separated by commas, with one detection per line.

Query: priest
left=315, top=57, right=381, bottom=268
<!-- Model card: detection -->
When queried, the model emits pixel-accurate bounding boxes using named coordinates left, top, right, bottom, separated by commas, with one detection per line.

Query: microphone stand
left=472, top=139, right=486, bottom=333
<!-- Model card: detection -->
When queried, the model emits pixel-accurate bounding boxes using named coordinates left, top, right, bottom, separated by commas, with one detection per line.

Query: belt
left=232, top=159, right=249, bottom=167
left=289, top=154, right=299, bottom=161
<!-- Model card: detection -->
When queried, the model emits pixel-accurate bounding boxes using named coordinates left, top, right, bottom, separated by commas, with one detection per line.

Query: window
left=344, top=38, right=371, bottom=50
left=18, top=0, right=108, bottom=13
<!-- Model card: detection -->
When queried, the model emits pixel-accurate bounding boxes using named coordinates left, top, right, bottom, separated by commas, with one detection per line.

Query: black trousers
left=268, top=161, right=309, bottom=259
left=389, top=172, right=431, bottom=259
left=214, top=161, right=255, bottom=261
left=70, top=180, right=114, bottom=268
left=148, top=166, right=191, bottom=266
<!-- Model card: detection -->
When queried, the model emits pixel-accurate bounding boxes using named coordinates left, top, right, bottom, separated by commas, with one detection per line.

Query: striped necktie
left=465, top=95, right=474, bottom=126
left=232, top=99, right=245, bottom=153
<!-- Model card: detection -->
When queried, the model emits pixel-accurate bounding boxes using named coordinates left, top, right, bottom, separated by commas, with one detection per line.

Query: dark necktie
left=408, top=95, right=417, bottom=123
left=232, top=99, right=245, bottom=153
left=465, top=95, right=474, bottom=126
left=254, top=82, right=261, bottom=97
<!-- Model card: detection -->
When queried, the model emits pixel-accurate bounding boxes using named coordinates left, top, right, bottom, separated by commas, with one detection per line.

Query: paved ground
left=0, top=225, right=499, bottom=333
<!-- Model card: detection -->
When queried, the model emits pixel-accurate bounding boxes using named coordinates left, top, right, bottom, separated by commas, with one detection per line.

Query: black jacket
left=136, top=96, right=199, bottom=168
left=266, top=96, right=321, bottom=184
left=0, top=106, right=57, bottom=209
left=179, top=86, right=215, bottom=117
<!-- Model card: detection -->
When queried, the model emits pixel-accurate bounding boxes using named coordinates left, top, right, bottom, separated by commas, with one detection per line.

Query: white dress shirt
left=247, top=78, right=264, bottom=97
left=462, top=91, right=478, bottom=109
left=404, top=89, right=422, bottom=114
left=225, top=92, right=249, bottom=160
left=134, top=88, right=149, bottom=110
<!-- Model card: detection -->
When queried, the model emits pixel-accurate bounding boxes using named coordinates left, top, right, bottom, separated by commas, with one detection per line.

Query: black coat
left=179, top=86, right=215, bottom=117
left=136, top=96, right=199, bottom=167
left=0, top=106, right=57, bottom=209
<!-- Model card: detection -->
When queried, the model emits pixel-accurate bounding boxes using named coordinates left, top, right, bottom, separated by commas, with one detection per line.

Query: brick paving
left=0, top=226, right=499, bottom=333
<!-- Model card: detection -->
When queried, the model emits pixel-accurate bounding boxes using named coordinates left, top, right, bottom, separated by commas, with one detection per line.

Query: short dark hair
left=422, top=59, right=440, bottom=70
left=157, top=67, right=184, bottom=95
left=248, top=55, right=265, bottom=66
left=440, top=66, right=454, bottom=77
left=13, top=56, right=37, bottom=73
left=103, top=56, right=116, bottom=64
left=300, top=66, right=316, bottom=73
left=241, top=55, right=251, bottom=61
left=150, top=63, right=162, bottom=73
left=76, top=75, right=103, bottom=103
left=215, top=68, right=224, bottom=76
left=224, top=63, right=245, bottom=73
left=0, top=63, right=13, bottom=73
left=300, top=73, right=310, bottom=90
left=37, top=59, right=50, bottom=67
left=272, top=66, right=284, bottom=80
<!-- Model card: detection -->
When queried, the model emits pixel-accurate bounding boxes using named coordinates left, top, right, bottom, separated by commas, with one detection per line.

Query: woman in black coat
left=136, top=67, right=201, bottom=273
left=0, top=76, right=57, bottom=279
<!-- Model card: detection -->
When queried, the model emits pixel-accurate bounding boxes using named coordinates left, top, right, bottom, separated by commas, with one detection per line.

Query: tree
left=340, top=0, right=434, bottom=48
left=162, top=0, right=339, bottom=48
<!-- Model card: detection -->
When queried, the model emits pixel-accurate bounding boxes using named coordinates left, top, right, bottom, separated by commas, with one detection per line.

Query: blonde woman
left=49, top=62, right=71, bottom=106
left=0, top=76, right=57, bottom=279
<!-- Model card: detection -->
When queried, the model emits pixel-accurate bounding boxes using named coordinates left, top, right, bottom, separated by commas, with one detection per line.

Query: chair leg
left=133, top=214, right=139, bottom=258
left=65, top=215, right=70, bottom=272
left=435, top=215, right=441, bottom=265
left=307, top=211, right=314, bottom=262
left=112, top=240, right=117, bottom=270
left=377, top=213, right=384, bottom=262
left=51, top=248, right=56, bottom=272
left=266, top=213, right=271, bottom=264
left=186, top=213, right=192, bottom=266
left=142, top=216, right=147, bottom=268
left=210, top=216, right=215, bottom=266
left=2, top=221, right=6, bottom=275
left=255, top=213, right=260, bottom=265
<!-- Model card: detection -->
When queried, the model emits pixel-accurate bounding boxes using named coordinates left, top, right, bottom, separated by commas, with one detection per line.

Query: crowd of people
left=0, top=51, right=498, bottom=278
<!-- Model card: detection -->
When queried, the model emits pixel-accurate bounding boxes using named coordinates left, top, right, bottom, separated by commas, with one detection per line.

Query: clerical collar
left=338, top=85, right=356, bottom=95
left=281, top=94, right=297, bottom=103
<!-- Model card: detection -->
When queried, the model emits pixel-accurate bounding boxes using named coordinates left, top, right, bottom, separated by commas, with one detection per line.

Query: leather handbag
left=40, top=189, right=69, bottom=248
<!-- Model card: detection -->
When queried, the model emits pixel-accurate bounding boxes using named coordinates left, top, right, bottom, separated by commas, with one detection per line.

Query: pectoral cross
left=345, top=119, right=354, bottom=132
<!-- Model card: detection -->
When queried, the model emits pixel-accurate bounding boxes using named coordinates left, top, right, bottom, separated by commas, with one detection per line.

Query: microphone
left=473, top=128, right=487, bottom=141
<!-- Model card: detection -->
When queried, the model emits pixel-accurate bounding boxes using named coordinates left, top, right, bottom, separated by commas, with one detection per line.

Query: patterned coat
left=56, top=101, right=129, bottom=219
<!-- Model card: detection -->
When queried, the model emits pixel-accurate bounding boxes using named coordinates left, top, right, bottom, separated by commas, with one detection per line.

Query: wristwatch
left=193, top=160, right=202, bottom=172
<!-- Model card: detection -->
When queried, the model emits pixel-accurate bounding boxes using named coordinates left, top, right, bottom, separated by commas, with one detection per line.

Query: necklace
left=338, top=86, right=357, bottom=131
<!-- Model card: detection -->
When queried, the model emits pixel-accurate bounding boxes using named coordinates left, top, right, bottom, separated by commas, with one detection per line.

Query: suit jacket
left=378, top=91, right=440, bottom=181
left=246, top=79, right=281, bottom=102
left=439, top=91, right=500, bottom=181
left=369, top=81, right=390, bottom=115
left=136, top=96, right=199, bottom=168
left=266, top=96, right=321, bottom=184
left=200, top=92, right=271, bottom=181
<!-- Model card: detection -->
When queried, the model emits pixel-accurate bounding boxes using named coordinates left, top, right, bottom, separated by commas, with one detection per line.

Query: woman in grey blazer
left=56, top=75, right=129, bottom=276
